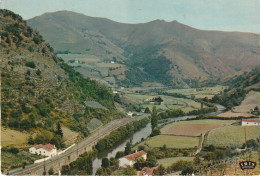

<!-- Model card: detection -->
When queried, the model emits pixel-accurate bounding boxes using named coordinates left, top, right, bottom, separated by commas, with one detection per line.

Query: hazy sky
left=1, top=0, right=260, bottom=33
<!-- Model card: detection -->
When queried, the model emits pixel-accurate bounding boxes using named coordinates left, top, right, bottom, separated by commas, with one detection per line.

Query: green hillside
left=0, top=10, right=119, bottom=138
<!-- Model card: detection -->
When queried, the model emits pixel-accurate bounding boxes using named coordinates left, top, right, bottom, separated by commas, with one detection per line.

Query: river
left=92, top=104, right=225, bottom=174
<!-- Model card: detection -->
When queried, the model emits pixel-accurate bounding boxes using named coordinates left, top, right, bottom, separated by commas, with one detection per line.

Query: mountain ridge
left=27, top=10, right=260, bottom=88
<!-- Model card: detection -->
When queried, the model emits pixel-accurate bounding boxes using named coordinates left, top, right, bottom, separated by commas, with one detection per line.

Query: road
left=7, top=116, right=144, bottom=175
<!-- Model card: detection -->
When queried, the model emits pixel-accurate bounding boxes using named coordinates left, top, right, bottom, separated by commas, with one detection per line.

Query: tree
left=124, top=142, right=131, bottom=155
left=55, top=122, right=63, bottom=138
left=151, top=106, right=158, bottom=130
left=150, top=128, right=161, bottom=137
left=144, top=107, right=151, bottom=113
left=28, top=136, right=34, bottom=145
left=101, top=158, right=109, bottom=168
left=34, top=130, right=53, bottom=144
left=50, top=135, right=65, bottom=149
left=124, top=166, right=136, bottom=175
left=153, top=165, right=166, bottom=175
left=48, top=168, right=54, bottom=175
left=193, top=156, right=201, bottom=164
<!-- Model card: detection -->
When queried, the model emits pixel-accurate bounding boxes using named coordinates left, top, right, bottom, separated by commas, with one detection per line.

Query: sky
left=1, top=0, right=260, bottom=33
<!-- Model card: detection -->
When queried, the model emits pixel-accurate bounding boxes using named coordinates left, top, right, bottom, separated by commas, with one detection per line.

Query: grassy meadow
left=158, top=157, right=195, bottom=167
left=139, top=135, right=199, bottom=149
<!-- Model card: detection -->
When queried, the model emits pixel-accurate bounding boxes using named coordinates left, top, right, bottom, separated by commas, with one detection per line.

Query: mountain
left=0, top=10, right=119, bottom=137
left=27, top=10, right=260, bottom=88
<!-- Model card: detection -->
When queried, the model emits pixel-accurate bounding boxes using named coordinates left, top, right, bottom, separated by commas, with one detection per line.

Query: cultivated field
left=140, top=135, right=199, bottom=148
left=158, top=157, right=194, bottom=168
left=217, top=112, right=254, bottom=118
left=205, top=125, right=260, bottom=147
left=161, top=120, right=236, bottom=136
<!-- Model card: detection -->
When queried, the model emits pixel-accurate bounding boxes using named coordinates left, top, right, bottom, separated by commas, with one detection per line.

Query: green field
left=205, top=125, right=260, bottom=147
left=140, top=135, right=199, bottom=148
left=123, top=93, right=202, bottom=113
left=158, top=157, right=195, bottom=167
left=161, top=119, right=236, bottom=134
left=166, top=86, right=227, bottom=99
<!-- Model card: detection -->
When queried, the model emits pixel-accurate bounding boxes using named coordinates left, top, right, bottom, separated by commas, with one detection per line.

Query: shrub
left=33, top=36, right=42, bottom=44
left=25, top=61, right=36, bottom=68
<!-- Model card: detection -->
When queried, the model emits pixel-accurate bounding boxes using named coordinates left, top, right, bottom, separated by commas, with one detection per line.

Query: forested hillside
left=211, top=67, right=260, bottom=109
left=0, top=10, right=119, bottom=137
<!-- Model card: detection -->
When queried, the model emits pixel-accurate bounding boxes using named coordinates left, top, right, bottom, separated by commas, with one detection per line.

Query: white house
left=29, top=143, right=57, bottom=157
left=242, top=119, right=260, bottom=126
left=119, top=150, right=147, bottom=167
left=127, top=112, right=134, bottom=117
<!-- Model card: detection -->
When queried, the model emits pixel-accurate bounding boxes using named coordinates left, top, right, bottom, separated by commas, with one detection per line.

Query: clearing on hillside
left=205, top=125, right=260, bottom=147
left=233, top=91, right=260, bottom=113
left=161, top=120, right=236, bottom=136
left=140, top=135, right=199, bottom=148
left=1, top=128, right=29, bottom=147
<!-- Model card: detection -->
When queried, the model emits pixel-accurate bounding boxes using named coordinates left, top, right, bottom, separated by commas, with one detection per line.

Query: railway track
left=8, top=117, right=142, bottom=175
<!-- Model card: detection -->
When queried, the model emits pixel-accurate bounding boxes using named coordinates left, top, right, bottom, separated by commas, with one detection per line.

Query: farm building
left=119, top=150, right=147, bottom=167
left=241, top=119, right=260, bottom=126
left=127, top=112, right=134, bottom=117
left=29, top=143, right=57, bottom=157
left=139, top=167, right=158, bottom=176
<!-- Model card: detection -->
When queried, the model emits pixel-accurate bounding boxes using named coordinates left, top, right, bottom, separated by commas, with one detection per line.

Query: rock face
left=27, top=10, right=260, bottom=87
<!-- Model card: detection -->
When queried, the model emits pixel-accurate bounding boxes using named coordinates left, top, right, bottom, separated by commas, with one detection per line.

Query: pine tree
left=124, top=142, right=131, bottom=155
left=56, top=122, right=63, bottom=138
left=151, top=106, right=158, bottom=130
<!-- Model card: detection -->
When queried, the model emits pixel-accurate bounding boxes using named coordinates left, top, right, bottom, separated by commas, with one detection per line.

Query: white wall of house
left=29, top=147, right=37, bottom=154
left=142, top=154, right=147, bottom=160
left=242, top=121, right=260, bottom=126
left=119, top=158, right=133, bottom=167
left=29, top=147, right=57, bottom=157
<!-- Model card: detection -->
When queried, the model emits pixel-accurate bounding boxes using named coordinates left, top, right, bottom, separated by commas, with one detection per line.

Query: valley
left=1, top=8, right=260, bottom=176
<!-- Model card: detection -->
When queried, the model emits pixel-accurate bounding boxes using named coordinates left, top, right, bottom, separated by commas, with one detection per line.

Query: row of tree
left=95, top=118, right=149, bottom=152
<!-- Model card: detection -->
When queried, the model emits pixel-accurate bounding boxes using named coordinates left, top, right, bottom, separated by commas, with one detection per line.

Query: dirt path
left=194, top=132, right=206, bottom=155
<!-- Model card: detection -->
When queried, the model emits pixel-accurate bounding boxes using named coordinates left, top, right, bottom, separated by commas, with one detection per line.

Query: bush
left=34, top=131, right=53, bottom=144
left=33, top=36, right=42, bottom=44
left=8, top=147, right=19, bottom=154
left=25, top=61, right=36, bottom=68
left=150, top=128, right=161, bottom=137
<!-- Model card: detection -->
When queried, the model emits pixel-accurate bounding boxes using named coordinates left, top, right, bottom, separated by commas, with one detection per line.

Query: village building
left=241, top=119, right=260, bottom=126
left=139, top=167, right=158, bottom=176
left=127, top=112, right=134, bottom=117
left=119, top=150, right=147, bottom=167
left=29, top=143, right=57, bottom=157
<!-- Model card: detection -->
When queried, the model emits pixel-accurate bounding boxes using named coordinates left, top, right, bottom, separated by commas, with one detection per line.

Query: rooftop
left=242, top=119, right=260, bottom=123
left=139, top=167, right=158, bottom=176
left=125, top=150, right=147, bottom=161
left=33, top=143, right=55, bottom=151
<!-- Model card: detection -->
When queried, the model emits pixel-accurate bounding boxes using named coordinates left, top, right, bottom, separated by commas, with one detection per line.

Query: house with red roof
left=242, top=119, right=260, bottom=126
left=29, top=143, right=57, bottom=157
left=139, top=167, right=158, bottom=176
left=119, top=150, right=147, bottom=167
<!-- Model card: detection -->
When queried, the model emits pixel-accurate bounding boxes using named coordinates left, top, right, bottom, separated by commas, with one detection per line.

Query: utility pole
left=43, top=157, right=46, bottom=176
